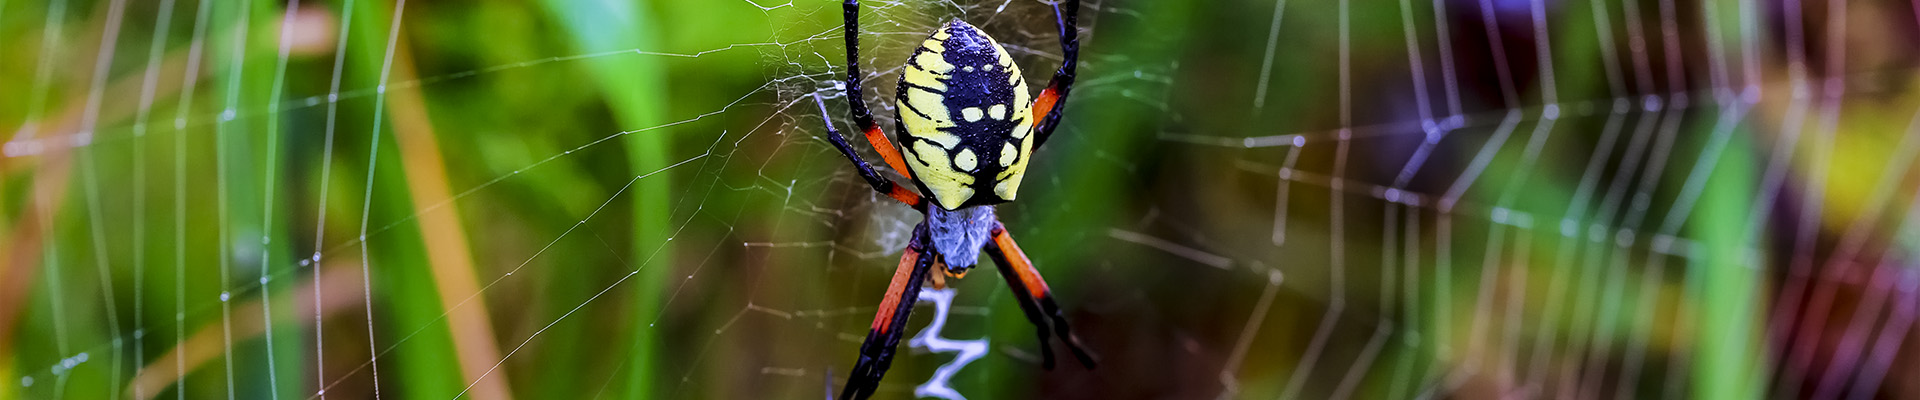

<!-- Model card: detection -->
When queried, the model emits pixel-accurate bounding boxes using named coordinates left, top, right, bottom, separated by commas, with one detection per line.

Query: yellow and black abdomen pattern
left=894, top=20, right=1036, bottom=211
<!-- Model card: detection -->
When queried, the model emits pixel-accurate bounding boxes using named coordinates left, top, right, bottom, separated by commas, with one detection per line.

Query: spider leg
left=814, top=93, right=924, bottom=208
left=840, top=0, right=915, bottom=179
left=985, top=230, right=1061, bottom=370
left=839, top=229, right=936, bottom=400
left=1029, top=0, right=1080, bottom=149
left=986, top=222, right=1098, bottom=369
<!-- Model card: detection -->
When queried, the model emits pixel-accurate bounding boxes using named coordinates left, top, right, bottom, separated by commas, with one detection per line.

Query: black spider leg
left=841, top=0, right=881, bottom=136
left=837, top=0, right=921, bottom=178
left=839, top=226, right=936, bottom=400
left=814, top=93, right=924, bottom=208
left=1030, top=0, right=1080, bottom=149
left=1035, top=286, right=1098, bottom=369
left=987, top=222, right=1098, bottom=369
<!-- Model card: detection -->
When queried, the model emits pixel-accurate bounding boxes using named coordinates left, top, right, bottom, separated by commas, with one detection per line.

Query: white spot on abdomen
left=955, top=148, right=978, bottom=171
left=961, top=107, right=984, bottom=122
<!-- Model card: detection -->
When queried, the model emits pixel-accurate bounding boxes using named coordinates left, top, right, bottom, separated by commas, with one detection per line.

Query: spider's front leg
left=986, top=222, right=1098, bottom=369
left=839, top=226, right=937, bottom=400
left=840, top=0, right=915, bottom=178
left=1029, top=0, right=1080, bottom=149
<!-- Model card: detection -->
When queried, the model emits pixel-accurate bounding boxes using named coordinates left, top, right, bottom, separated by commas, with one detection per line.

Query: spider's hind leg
left=985, top=223, right=1098, bottom=369
left=839, top=228, right=937, bottom=400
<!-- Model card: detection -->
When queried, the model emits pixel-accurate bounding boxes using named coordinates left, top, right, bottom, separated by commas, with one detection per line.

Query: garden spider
left=812, top=0, right=1093, bottom=398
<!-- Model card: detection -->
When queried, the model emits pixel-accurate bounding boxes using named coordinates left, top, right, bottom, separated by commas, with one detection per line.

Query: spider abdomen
left=895, top=20, right=1036, bottom=211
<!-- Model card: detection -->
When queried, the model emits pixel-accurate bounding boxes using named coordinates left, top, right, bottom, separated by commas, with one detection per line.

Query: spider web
left=3, top=0, right=1919, bottom=399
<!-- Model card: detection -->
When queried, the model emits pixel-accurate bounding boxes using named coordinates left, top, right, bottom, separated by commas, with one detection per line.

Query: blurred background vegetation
left=2, top=0, right=1919, bottom=399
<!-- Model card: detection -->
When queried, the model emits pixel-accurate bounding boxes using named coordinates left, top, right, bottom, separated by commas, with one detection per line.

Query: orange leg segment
left=883, top=183, right=922, bottom=208
left=869, top=248, right=923, bottom=333
left=1030, top=86, right=1061, bottom=133
left=862, top=125, right=913, bottom=180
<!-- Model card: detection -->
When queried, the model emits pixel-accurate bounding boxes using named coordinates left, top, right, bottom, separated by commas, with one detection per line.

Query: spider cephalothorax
left=811, top=1, right=1093, bottom=399
left=924, top=204, right=995, bottom=272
